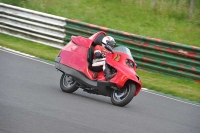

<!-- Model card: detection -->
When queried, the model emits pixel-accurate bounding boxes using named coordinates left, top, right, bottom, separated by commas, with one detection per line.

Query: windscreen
left=113, top=46, right=134, bottom=61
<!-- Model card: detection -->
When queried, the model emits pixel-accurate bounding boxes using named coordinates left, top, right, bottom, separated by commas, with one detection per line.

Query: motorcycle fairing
left=71, top=36, right=92, bottom=48
left=59, top=40, right=89, bottom=75
left=58, top=31, right=107, bottom=80
left=55, top=63, right=116, bottom=96
left=106, top=52, right=142, bottom=96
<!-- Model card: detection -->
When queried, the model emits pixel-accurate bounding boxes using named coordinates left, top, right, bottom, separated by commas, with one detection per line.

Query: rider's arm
left=94, top=45, right=105, bottom=59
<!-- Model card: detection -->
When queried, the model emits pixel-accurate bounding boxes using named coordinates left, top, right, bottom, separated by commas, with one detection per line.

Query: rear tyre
left=60, top=73, right=79, bottom=93
left=111, top=81, right=136, bottom=107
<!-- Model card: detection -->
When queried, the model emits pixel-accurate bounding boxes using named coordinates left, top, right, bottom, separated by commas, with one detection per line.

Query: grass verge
left=0, top=33, right=199, bottom=103
left=1, top=0, right=199, bottom=47
left=0, top=34, right=60, bottom=61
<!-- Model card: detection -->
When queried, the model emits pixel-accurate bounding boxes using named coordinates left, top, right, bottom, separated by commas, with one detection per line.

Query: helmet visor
left=106, top=40, right=116, bottom=48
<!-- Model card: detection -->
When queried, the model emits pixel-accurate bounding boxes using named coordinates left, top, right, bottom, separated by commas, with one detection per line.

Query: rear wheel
left=60, top=73, right=79, bottom=93
left=111, top=81, right=136, bottom=107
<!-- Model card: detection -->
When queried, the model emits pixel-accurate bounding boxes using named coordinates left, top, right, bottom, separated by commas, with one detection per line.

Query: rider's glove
left=95, top=52, right=105, bottom=58
left=101, top=54, right=106, bottom=58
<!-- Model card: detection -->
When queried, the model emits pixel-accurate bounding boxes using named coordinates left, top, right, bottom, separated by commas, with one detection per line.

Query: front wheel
left=60, top=73, right=79, bottom=93
left=111, top=81, right=136, bottom=107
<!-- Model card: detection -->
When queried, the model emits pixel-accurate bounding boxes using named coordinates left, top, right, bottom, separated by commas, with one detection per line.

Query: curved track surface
left=0, top=49, right=199, bottom=133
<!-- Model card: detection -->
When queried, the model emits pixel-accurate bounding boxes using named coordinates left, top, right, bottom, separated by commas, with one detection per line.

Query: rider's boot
left=104, top=64, right=115, bottom=81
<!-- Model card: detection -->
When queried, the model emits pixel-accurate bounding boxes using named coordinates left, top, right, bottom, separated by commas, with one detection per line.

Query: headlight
left=126, top=59, right=134, bottom=68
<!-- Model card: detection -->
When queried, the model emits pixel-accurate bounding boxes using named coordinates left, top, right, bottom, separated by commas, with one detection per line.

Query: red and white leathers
left=92, top=45, right=110, bottom=70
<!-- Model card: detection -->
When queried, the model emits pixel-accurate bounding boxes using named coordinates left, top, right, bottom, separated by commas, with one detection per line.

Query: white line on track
left=1, top=47, right=199, bottom=107
left=142, top=90, right=200, bottom=107
left=0, top=47, right=54, bottom=66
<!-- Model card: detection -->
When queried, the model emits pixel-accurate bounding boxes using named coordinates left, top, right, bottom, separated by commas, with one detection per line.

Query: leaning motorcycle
left=55, top=31, right=142, bottom=107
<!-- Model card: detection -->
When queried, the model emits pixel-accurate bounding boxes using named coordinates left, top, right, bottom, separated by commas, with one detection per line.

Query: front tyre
left=60, top=73, right=79, bottom=93
left=111, top=81, right=136, bottom=107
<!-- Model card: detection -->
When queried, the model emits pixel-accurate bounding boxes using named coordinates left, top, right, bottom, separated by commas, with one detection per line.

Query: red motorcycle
left=55, top=31, right=142, bottom=107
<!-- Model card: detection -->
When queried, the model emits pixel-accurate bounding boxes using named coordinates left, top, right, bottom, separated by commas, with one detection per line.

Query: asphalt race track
left=0, top=48, right=200, bottom=133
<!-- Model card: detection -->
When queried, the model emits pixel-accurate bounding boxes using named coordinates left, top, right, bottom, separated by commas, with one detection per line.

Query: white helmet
left=102, top=36, right=116, bottom=47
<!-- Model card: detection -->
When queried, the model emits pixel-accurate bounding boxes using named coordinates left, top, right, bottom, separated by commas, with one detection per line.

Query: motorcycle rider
left=92, top=36, right=116, bottom=81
